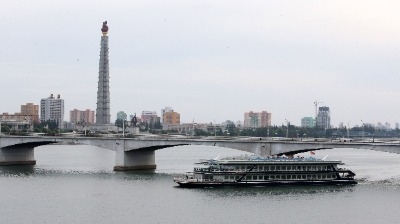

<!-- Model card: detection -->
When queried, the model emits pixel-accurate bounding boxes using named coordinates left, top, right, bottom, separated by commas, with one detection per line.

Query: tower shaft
left=96, top=28, right=110, bottom=125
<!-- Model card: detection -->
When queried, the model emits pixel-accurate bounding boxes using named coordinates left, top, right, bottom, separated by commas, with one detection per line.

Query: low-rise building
left=1, top=102, right=39, bottom=126
left=301, top=117, right=315, bottom=128
left=141, top=111, right=159, bottom=124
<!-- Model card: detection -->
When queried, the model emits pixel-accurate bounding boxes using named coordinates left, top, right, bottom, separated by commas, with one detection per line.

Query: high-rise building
left=40, top=94, right=64, bottom=129
left=243, top=111, right=271, bottom=128
left=20, top=103, right=39, bottom=124
left=96, top=21, right=111, bottom=125
left=70, top=109, right=95, bottom=124
left=301, top=117, right=315, bottom=128
left=163, top=111, right=180, bottom=125
left=316, top=106, right=330, bottom=129
left=161, top=107, right=174, bottom=123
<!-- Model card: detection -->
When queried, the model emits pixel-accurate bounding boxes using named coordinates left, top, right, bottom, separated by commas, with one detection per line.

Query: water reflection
left=0, top=165, right=36, bottom=177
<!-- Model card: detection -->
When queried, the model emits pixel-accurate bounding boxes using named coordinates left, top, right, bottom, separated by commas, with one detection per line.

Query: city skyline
left=1, top=1, right=400, bottom=127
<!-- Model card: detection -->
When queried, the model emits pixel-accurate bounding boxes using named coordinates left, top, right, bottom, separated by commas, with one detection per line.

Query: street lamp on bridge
left=122, top=118, right=127, bottom=137
left=285, top=119, right=289, bottom=138
left=361, top=120, right=364, bottom=140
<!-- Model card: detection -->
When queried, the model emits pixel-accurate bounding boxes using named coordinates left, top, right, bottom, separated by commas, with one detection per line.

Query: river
left=1, top=145, right=399, bottom=224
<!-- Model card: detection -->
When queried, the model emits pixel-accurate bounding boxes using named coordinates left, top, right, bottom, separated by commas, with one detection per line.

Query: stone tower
left=96, top=21, right=111, bottom=125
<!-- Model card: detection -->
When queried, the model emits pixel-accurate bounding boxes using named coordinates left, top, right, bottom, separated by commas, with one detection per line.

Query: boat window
left=271, top=166, right=275, bottom=171
left=264, top=175, right=269, bottom=180
left=282, top=175, right=286, bottom=180
left=287, top=166, right=292, bottom=171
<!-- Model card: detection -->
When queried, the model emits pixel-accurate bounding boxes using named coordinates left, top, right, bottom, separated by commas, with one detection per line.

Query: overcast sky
left=1, top=0, right=400, bottom=127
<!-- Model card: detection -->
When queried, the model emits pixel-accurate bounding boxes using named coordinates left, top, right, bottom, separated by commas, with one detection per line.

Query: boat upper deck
left=196, top=155, right=343, bottom=166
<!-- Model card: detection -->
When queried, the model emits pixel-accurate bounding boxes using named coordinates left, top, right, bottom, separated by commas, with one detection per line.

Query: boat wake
left=298, top=148, right=400, bottom=186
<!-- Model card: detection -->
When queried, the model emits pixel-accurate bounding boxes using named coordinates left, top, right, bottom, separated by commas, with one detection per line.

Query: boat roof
left=198, top=155, right=343, bottom=165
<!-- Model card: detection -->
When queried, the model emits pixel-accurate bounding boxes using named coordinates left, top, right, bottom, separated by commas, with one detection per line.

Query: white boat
left=174, top=155, right=357, bottom=188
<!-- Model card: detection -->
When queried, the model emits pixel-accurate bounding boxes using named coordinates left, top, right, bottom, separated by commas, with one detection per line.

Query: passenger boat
left=173, top=154, right=357, bottom=188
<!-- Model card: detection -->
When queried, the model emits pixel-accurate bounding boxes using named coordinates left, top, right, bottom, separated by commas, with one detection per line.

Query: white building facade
left=316, top=106, right=330, bottom=129
left=40, top=94, right=64, bottom=129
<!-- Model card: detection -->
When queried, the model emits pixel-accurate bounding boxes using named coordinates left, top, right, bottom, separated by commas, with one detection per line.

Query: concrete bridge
left=1, top=135, right=400, bottom=170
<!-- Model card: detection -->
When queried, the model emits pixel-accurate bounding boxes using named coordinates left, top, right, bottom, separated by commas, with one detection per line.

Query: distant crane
left=314, top=100, right=323, bottom=127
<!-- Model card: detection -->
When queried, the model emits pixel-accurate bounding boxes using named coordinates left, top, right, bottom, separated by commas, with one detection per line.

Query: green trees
left=31, top=120, right=60, bottom=135
left=115, top=118, right=128, bottom=129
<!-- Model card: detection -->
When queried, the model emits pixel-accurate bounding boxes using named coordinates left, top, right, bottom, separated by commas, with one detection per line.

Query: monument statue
left=131, top=114, right=138, bottom=127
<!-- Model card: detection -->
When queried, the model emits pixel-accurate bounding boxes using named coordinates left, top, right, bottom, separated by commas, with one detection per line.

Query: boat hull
left=176, top=179, right=357, bottom=188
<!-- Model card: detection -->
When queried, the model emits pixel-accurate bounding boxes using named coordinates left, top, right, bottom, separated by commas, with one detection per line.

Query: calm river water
left=1, top=145, right=400, bottom=224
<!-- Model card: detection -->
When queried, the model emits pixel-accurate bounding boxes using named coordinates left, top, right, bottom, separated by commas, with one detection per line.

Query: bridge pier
left=114, top=149, right=156, bottom=171
left=0, top=146, right=36, bottom=166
